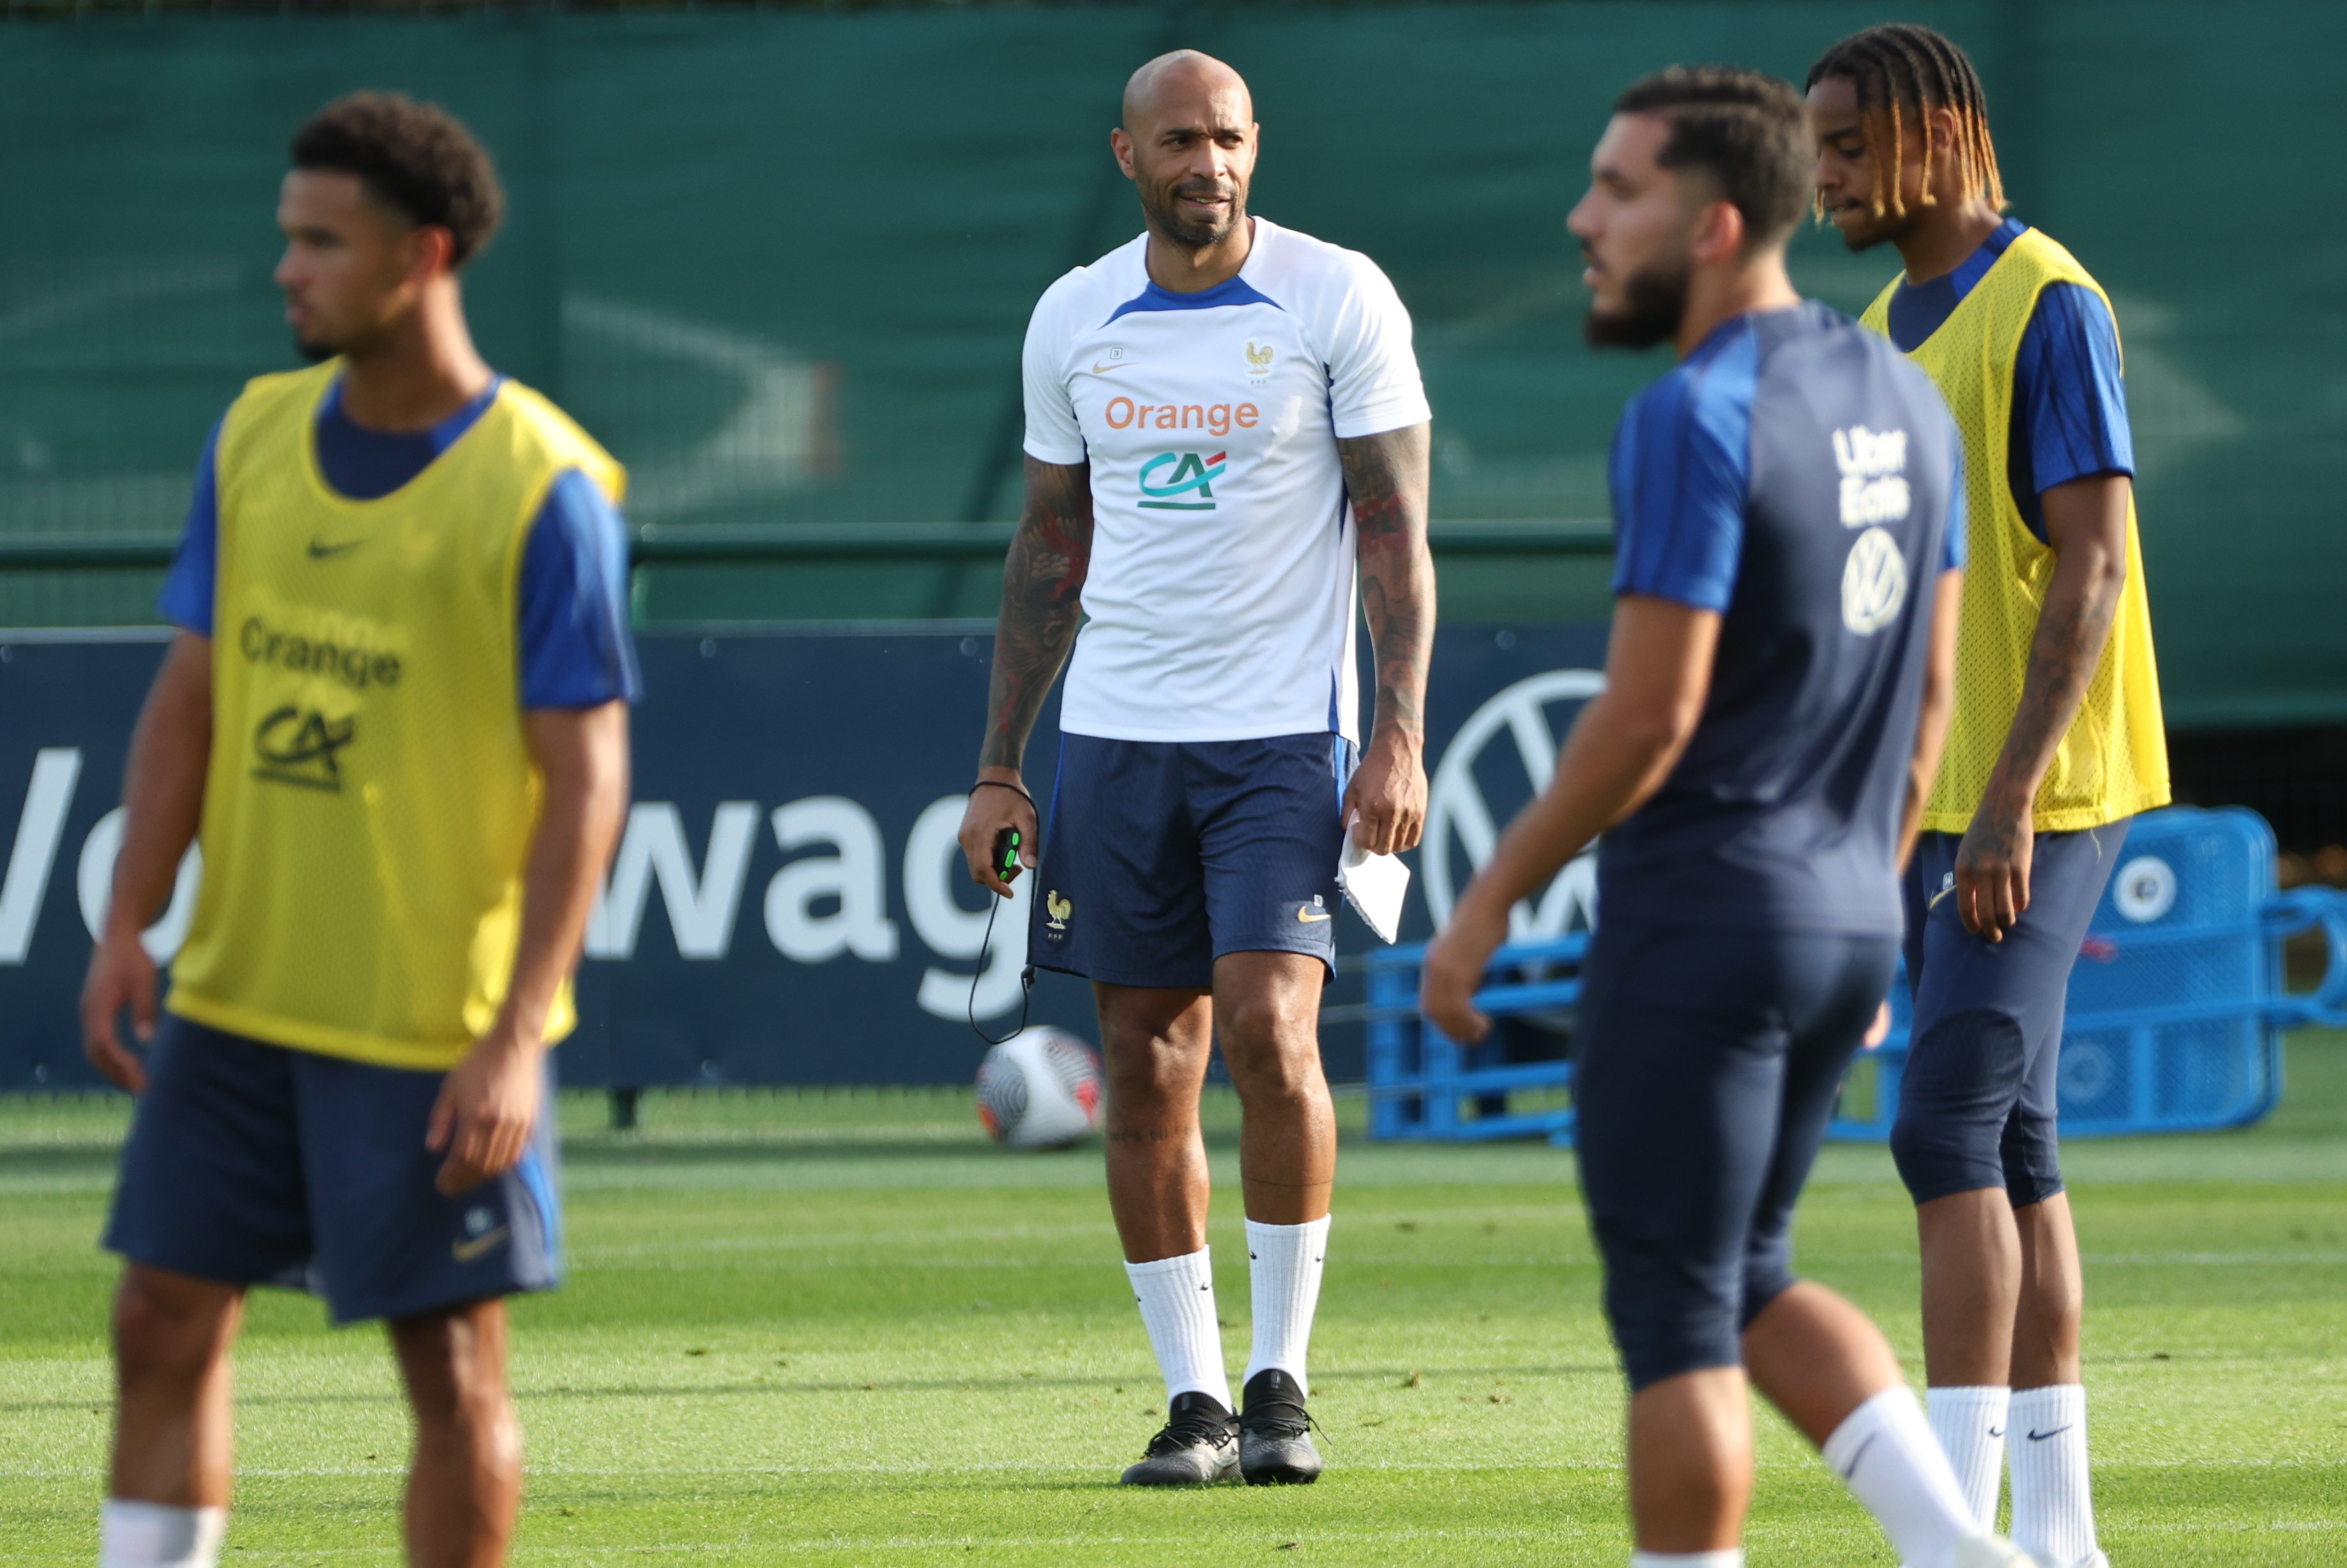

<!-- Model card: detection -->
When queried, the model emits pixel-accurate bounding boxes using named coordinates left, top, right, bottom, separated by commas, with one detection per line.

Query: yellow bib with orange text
left=166, top=361, right=624, bottom=1069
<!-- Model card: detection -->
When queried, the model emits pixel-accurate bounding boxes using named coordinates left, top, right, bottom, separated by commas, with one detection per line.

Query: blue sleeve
left=1941, top=439, right=1969, bottom=573
left=1607, top=362, right=1752, bottom=614
left=156, top=418, right=224, bottom=636
left=517, top=469, right=642, bottom=709
left=2014, top=283, right=2134, bottom=498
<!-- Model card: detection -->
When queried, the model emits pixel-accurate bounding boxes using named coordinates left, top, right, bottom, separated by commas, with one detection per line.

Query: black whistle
left=993, top=826, right=1023, bottom=883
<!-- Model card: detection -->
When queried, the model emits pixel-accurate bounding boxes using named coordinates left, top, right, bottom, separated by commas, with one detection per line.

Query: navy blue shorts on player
left=1891, top=821, right=2129, bottom=1208
left=105, top=1016, right=562, bottom=1325
left=1030, top=731, right=1353, bottom=990
left=1575, top=922, right=1897, bottom=1390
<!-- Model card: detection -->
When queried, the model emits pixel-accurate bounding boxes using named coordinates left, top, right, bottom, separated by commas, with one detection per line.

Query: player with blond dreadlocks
left=1808, top=24, right=2168, bottom=1568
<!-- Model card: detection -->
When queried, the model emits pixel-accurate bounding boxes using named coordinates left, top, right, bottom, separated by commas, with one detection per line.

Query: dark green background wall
left=2, top=3, right=2341, bottom=725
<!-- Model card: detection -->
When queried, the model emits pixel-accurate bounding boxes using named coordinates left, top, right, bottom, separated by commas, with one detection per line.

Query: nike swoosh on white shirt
left=1091, top=360, right=1136, bottom=374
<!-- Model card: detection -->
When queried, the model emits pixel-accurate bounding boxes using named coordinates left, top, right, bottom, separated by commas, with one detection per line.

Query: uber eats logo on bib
left=1137, top=450, right=1226, bottom=512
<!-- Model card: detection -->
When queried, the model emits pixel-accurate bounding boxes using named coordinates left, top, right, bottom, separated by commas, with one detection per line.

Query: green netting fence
left=2, top=1, right=2341, bottom=724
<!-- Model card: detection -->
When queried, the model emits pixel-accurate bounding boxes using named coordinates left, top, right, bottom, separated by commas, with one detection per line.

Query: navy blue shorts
left=1574, top=922, right=1897, bottom=1390
left=104, top=1016, right=563, bottom=1325
left=1030, top=731, right=1353, bottom=990
left=1891, top=821, right=2129, bottom=1208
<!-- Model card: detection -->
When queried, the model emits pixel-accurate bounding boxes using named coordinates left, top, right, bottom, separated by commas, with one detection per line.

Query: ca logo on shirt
left=252, top=704, right=357, bottom=792
left=1137, top=450, right=1225, bottom=512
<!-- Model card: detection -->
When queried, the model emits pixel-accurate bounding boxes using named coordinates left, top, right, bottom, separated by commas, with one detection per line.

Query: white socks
left=1127, top=1219, right=1332, bottom=1412
left=1629, top=1553, right=1743, bottom=1567
left=1821, top=1386, right=1978, bottom=1568
left=2009, top=1383, right=2099, bottom=1567
left=1125, top=1247, right=1231, bottom=1411
left=1242, top=1215, right=1330, bottom=1395
left=99, top=1500, right=226, bottom=1568
left=1928, top=1384, right=2011, bottom=1530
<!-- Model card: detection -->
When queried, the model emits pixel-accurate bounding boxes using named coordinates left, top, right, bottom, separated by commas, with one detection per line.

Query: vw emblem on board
left=1424, top=669, right=1606, bottom=938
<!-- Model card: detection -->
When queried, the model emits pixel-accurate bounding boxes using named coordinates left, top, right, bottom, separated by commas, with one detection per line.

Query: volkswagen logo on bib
left=1841, top=528, right=1908, bottom=636
left=1425, top=669, right=1606, bottom=939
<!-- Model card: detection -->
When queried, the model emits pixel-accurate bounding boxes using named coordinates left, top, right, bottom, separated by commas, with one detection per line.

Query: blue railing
left=1365, top=809, right=2347, bottom=1146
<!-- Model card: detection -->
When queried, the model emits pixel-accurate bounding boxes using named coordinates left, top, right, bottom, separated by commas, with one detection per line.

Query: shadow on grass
left=0, top=1362, right=1619, bottom=1416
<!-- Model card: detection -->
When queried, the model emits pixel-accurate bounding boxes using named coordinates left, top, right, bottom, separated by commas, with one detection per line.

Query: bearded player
left=1424, top=65, right=2037, bottom=1568
left=957, top=50, right=1433, bottom=1487
left=81, top=96, right=634, bottom=1568
left=1808, top=25, right=2169, bottom=1568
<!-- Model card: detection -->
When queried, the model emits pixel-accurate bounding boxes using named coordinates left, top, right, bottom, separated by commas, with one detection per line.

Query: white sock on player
left=1928, top=1384, right=2011, bottom=1530
left=1125, top=1247, right=1231, bottom=1412
left=1242, top=1214, right=1330, bottom=1396
left=98, top=1500, right=226, bottom=1568
left=1629, top=1551, right=1743, bottom=1567
left=2009, top=1383, right=2099, bottom=1567
left=1821, top=1385, right=1979, bottom=1568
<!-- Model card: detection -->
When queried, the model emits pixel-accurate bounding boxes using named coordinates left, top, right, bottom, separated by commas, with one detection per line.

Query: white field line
left=3, top=1456, right=2337, bottom=1482
left=1, top=1516, right=2338, bottom=1562
left=560, top=1247, right=2347, bottom=1269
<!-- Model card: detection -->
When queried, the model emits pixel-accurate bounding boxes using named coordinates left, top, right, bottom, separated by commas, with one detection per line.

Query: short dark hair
left=290, top=93, right=504, bottom=267
left=1612, top=66, right=1812, bottom=250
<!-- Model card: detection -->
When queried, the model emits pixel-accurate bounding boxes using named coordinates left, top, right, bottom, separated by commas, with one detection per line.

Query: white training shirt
left=1021, top=218, right=1430, bottom=744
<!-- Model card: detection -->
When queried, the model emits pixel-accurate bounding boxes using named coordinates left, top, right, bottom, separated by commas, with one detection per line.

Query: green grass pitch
left=4, top=1035, right=2343, bottom=1565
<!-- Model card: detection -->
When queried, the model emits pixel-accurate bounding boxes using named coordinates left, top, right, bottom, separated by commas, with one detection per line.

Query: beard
left=1831, top=202, right=1916, bottom=254
left=1143, top=176, right=1245, bottom=247
left=292, top=330, right=337, bottom=364
left=1583, top=251, right=1692, bottom=349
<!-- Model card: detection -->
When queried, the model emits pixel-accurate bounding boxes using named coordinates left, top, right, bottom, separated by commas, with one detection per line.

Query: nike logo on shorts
left=1929, top=872, right=1956, bottom=911
left=1296, top=908, right=1331, bottom=924
left=452, top=1225, right=511, bottom=1263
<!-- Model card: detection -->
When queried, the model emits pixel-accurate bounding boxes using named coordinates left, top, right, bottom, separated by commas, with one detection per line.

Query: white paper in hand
left=1337, top=819, right=1411, bottom=944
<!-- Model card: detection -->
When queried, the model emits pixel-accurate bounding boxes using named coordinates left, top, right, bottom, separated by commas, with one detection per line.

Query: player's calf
left=107, top=1265, right=243, bottom=1557
left=392, top=1304, right=523, bottom=1567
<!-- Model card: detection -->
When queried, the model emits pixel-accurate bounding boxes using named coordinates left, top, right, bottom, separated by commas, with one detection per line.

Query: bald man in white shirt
left=958, top=49, right=1434, bottom=1488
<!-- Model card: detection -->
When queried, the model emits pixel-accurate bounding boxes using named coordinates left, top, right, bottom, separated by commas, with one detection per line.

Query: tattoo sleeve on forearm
left=1989, top=551, right=2124, bottom=811
left=980, top=456, right=1095, bottom=772
left=1340, top=422, right=1435, bottom=745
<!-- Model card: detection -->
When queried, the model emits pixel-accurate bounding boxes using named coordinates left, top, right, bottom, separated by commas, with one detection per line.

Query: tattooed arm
left=1339, top=420, right=1435, bottom=855
left=957, top=455, right=1095, bottom=895
left=1954, top=473, right=2130, bottom=940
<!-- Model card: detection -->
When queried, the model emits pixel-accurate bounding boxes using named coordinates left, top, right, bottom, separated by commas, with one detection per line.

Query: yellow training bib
left=1860, top=229, right=2168, bottom=834
left=167, top=362, right=625, bottom=1070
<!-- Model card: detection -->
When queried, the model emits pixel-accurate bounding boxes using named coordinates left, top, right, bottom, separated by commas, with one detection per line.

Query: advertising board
left=0, top=622, right=1607, bottom=1088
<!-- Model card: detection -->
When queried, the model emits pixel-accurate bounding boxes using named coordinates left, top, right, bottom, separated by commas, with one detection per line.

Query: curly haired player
left=82, top=94, right=635, bottom=1568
